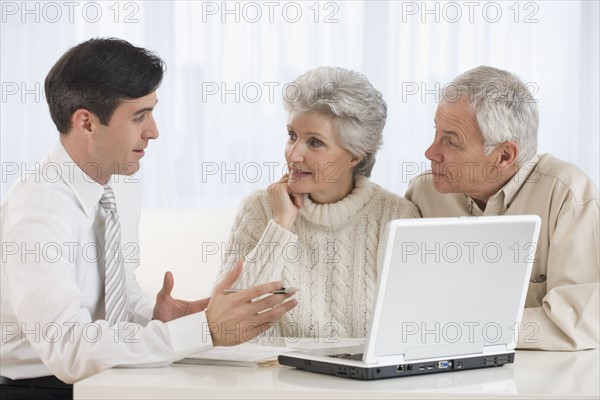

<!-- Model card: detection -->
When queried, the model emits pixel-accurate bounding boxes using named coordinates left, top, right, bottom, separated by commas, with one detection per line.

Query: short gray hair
left=442, top=66, right=538, bottom=165
left=283, top=66, right=387, bottom=177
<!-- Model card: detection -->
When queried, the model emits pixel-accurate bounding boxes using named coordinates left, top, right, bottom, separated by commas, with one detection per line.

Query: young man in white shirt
left=0, top=38, right=297, bottom=398
left=405, top=66, right=599, bottom=351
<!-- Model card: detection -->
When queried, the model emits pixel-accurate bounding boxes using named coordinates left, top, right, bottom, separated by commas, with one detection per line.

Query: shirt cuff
left=166, top=312, right=214, bottom=360
left=132, top=303, right=154, bottom=325
left=517, top=307, right=575, bottom=350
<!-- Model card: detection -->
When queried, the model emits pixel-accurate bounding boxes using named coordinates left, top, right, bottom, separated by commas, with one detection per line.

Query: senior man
left=406, top=66, right=599, bottom=351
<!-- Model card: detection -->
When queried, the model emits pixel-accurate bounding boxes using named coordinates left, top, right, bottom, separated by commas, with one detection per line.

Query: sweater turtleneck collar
left=299, top=175, right=374, bottom=228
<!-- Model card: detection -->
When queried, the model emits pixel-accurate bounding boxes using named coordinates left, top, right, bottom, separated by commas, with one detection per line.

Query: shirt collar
left=466, top=155, right=540, bottom=214
left=48, top=141, right=105, bottom=218
left=299, top=175, right=374, bottom=228
left=499, top=155, right=540, bottom=208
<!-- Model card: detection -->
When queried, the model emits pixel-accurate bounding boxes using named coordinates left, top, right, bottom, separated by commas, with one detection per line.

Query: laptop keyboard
left=329, top=353, right=364, bottom=361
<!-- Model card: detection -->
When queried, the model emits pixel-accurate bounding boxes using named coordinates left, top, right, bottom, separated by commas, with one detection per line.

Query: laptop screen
left=365, top=216, right=541, bottom=363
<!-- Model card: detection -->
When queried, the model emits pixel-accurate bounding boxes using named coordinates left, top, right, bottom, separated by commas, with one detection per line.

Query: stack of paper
left=176, top=337, right=367, bottom=367
left=176, top=343, right=294, bottom=367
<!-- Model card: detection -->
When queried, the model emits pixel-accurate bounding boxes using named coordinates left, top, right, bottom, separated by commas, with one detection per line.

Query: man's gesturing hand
left=153, top=271, right=210, bottom=322
left=205, top=261, right=298, bottom=346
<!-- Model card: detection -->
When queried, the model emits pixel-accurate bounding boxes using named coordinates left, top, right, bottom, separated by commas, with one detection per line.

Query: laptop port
left=397, top=365, right=404, bottom=372
left=438, top=360, right=451, bottom=369
left=426, top=364, right=434, bottom=370
left=418, top=365, right=426, bottom=371
left=484, top=355, right=511, bottom=366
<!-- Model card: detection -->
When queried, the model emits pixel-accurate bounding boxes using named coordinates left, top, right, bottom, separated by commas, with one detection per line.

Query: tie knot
left=100, top=186, right=117, bottom=212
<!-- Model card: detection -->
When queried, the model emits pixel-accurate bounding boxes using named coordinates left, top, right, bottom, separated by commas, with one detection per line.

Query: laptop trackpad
left=404, top=342, right=484, bottom=361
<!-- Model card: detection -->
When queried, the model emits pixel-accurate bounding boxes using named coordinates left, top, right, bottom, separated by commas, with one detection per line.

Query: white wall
left=137, top=209, right=236, bottom=299
left=1, top=1, right=598, bottom=210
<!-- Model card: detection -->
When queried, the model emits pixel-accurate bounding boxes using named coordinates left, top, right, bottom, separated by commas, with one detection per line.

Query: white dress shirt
left=1, top=141, right=213, bottom=383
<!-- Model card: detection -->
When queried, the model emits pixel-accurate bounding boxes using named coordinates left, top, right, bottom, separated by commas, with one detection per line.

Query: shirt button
left=537, top=274, right=547, bottom=283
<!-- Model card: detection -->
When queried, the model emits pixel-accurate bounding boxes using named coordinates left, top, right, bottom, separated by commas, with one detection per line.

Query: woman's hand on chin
left=268, top=174, right=303, bottom=230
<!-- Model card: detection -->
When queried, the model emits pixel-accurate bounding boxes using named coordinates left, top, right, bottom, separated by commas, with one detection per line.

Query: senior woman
left=216, top=66, right=419, bottom=339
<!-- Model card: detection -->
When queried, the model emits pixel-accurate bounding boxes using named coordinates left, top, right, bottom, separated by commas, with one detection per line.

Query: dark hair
left=44, top=37, right=166, bottom=134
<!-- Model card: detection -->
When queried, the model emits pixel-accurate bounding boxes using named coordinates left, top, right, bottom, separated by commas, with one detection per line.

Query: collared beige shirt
left=406, top=154, right=599, bottom=350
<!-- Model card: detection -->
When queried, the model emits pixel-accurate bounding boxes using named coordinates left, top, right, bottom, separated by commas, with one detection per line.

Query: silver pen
left=223, top=287, right=299, bottom=295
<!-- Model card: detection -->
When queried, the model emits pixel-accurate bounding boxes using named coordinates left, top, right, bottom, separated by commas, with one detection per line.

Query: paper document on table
left=176, top=343, right=295, bottom=367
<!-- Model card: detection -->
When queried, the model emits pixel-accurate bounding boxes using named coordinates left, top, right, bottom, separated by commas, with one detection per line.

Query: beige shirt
left=405, top=154, right=599, bottom=350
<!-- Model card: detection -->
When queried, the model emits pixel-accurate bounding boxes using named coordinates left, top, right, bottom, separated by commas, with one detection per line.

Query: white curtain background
left=1, top=1, right=598, bottom=209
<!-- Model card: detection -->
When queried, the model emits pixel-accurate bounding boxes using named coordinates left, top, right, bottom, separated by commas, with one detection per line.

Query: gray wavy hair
left=442, top=66, right=539, bottom=165
left=282, top=66, right=387, bottom=177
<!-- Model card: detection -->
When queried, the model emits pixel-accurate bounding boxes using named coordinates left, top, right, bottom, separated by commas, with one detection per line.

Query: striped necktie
left=100, top=185, right=128, bottom=325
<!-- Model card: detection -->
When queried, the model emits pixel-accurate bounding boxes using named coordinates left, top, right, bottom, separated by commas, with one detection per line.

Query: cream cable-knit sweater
left=216, top=176, right=420, bottom=338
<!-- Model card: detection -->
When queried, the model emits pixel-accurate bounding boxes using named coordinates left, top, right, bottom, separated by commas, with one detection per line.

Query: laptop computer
left=278, top=215, right=541, bottom=380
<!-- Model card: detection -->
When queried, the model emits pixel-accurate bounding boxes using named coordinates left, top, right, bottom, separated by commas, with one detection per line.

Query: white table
left=74, top=349, right=599, bottom=399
